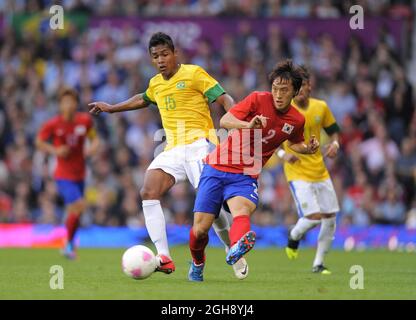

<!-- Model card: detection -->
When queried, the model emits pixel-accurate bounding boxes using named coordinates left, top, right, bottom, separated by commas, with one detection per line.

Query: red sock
left=189, top=227, right=209, bottom=265
left=66, top=213, right=80, bottom=244
left=229, top=215, right=251, bottom=246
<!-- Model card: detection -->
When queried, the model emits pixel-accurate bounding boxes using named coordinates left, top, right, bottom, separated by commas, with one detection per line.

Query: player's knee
left=193, top=225, right=209, bottom=239
left=67, top=199, right=85, bottom=214
left=322, top=213, right=336, bottom=219
left=140, top=187, right=161, bottom=200
left=307, top=213, right=322, bottom=220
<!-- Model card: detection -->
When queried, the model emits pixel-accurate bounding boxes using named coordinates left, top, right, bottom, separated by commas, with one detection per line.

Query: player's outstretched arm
left=220, top=112, right=267, bottom=129
left=89, top=93, right=150, bottom=115
left=287, top=135, right=320, bottom=155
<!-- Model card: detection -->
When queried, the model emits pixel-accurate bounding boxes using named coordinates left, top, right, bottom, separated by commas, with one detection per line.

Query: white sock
left=313, top=216, right=336, bottom=267
left=290, top=217, right=320, bottom=241
left=213, top=208, right=232, bottom=249
left=142, top=200, right=170, bottom=257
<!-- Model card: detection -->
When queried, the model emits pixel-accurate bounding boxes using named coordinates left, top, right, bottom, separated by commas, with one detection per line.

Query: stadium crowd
left=0, top=0, right=413, bottom=18
left=0, top=0, right=416, bottom=229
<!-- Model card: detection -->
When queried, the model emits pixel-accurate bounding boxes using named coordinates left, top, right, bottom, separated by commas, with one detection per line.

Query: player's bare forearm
left=220, top=112, right=250, bottom=129
left=324, top=132, right=340, bottom=158
left=36, top=138, right=70, bottom=157
left=35, top=138, right=55, bottom=155
left=329, top=132, right=340, bottom=145
left=89, top=93, right=149, bottom=114
left=85, top=136, right=101, bottom=158
left=288, top=142, right=313, bottom=154
left=215, top=93, right=235, bottom=112
left=287, top=136, right=320, bottom=155
left=220, top=112, right=267, bottom=129
left=276, top=147, right=299, bottom=163
left=111, top=93, right=150, bottom=112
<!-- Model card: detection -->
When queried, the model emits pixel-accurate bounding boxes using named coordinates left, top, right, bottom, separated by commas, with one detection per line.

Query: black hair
left=298, top=64, right=310, bottom=81
left=148, top=32, right=175, bottom=53
left=58, top=87, right=79, bottom=103
left=268, top=59, right=303, bottom=95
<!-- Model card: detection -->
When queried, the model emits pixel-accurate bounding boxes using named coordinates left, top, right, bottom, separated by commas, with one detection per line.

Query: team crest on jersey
left=74, top=125, right=86, bottom=136
left=282, top=123, right=294, bottom=135
left=176, top=81, right=186, bottom=89
left=315, top=116, right=321, bottom=123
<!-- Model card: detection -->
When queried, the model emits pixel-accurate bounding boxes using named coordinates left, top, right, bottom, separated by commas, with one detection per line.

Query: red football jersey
left=207, top=91, right=305, bottom=178
left=38, top=112, right=94, bottom=181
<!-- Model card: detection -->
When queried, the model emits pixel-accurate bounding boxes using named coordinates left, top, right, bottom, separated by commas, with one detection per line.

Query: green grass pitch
left=1, top=246, right=415, bottom=300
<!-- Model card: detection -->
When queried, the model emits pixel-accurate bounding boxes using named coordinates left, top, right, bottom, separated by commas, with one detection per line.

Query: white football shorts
left=147, top=138, right=214, bottom=189
left=288, top=178, right=340, bottom=217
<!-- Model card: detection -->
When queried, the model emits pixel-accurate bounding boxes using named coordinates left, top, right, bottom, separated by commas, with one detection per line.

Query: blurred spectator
left=290, top=27, right=316, bottom=67
left=326, top=81, right=357, bottom=124
left=374, top=180, right=407, bottom=225
left=406, top=201, right=416, bottom=229
left=281, top=0, right=311, bottom=17
left=359, top=122, right=400, bottom=184
left=315, top=0, right=340, bottom=18
left=341, top=171, right=375, bottom=226
left=384, top=67, right=414, bottom=144
left=94, top=70, right=130, bottom=104
left=190, top=0, right=224, bottom=16
left=396, top=137, right=416, bottom=207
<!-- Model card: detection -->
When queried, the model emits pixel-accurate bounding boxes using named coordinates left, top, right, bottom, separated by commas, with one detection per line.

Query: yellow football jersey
left=143, top=64, right=224, bottom=150
left=282, top=98, right=339, bottom=182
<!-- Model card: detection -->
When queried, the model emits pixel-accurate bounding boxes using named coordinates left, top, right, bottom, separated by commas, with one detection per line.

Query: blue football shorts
left=193, top=164, right=259, bottom=216
left=55, top=179, right=85, bottom=205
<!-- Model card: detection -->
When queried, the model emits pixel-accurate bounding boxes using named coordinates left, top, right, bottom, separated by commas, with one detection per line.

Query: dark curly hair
left=148, top=32, right=175, bottom=53
left=268, top=59, right=303, bottom=95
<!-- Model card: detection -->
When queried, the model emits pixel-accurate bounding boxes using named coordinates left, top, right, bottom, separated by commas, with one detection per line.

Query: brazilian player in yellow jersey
left=277, top=66, right=341, bottom=274
left=89, top=32, right=248, bottom=279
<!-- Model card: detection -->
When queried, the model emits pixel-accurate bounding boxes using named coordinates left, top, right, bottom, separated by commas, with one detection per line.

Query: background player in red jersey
left=188, top=60, right=320, bottom=281
left=36, top=88, right=100, bottom=259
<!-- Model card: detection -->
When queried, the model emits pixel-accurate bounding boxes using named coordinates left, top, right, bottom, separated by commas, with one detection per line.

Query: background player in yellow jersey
left=89, top=32, right=248, bottom=279
left=277, top=66, right=340, bottom=274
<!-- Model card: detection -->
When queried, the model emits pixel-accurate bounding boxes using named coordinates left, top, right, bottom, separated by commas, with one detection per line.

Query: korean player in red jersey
left=36, top=88, right=100, bottom=259
left=188, top=60, right=320, bottom=281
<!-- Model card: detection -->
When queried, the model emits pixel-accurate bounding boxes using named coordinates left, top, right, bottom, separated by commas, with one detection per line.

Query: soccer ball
left=122, top=245, right=157, bottom=280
